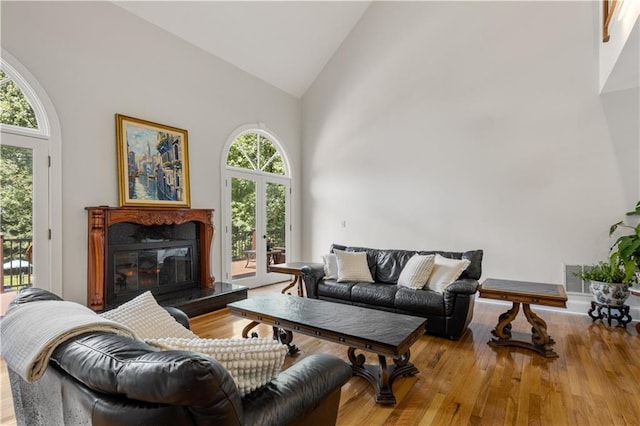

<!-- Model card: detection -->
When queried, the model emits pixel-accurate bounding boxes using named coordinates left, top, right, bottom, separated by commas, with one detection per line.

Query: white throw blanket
left=1, top=300, right=136, bottom=383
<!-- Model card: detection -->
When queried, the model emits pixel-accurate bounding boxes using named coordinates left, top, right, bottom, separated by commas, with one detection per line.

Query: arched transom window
left=226, top=132, right=287, bottom=176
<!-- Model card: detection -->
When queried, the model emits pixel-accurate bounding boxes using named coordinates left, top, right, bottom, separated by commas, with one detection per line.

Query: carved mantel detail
left=86, top=206, right=215, bottom=311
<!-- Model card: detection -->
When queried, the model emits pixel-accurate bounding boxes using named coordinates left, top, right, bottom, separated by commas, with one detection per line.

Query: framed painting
left=115, top=114, right=191, bottom=207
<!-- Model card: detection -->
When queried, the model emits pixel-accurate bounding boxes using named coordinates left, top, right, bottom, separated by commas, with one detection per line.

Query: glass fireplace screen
left=113, top=245, right=194, bottom=294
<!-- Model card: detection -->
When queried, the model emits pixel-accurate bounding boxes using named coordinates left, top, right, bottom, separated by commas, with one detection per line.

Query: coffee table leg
left=272, top=326, right=300, bottom=356
left=241, top=321, right=300, bottom=355
left=348, top=348, right=418, bottom=405
left=241, top=321, right=260, bottom=338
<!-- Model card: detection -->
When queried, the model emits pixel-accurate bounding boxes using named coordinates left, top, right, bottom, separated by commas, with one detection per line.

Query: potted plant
left=609, top=200, right=640, bottom=283
left=575, top=259, right=632, bottom=306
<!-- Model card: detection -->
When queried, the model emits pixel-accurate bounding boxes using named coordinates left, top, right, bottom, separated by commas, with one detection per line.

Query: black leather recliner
left=302, top=244, right=483, bottom=340
left=4, top=288, right=353, bottom=426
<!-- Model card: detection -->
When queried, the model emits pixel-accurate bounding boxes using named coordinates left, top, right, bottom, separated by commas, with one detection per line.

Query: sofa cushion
left=397, top=254, right=435, bottom=289
left=350, top=283, right=398, bottom=308
left=394, top=287, right=445, bottom=316
left=460, top=250, right=483, bottom=280
left=335, top=250, right=374, bottom=283
left=426, top=255, right=471, bottom=293
left=374, top=249, right=416, bottom=283
left=318, top=280, right=357, bottom=300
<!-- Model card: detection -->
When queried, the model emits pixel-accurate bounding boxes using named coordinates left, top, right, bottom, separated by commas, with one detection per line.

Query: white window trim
left=1, top=49, right=62, bottom=297
left=220, top=123, right=294, bottom=285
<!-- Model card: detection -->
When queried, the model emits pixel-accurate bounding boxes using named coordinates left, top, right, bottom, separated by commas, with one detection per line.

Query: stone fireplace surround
left=86, top=206, right=245, bottom=316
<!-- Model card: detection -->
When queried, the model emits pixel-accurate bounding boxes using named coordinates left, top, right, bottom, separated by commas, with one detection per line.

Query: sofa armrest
left=301, top=264, right=325, bottom=299
left=163, top=306, right=190, bottom=329
left=443, top=278, right=478, bottom=317
left=445, top=278, right=478, bottom=295
left=242, top=353, right=351, bottom=426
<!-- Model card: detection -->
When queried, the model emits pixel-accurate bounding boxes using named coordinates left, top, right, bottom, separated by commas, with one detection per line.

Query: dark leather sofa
left=301, top=244, right=483, bottom=340
left=4, top=288, right=353, bottom=426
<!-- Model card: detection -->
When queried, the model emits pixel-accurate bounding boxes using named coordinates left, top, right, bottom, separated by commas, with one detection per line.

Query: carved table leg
left=241, top=321, right=260, bottom=338
left=241, top=322, right=299, bottom=355
left=273, top=326, right=300, bottom=356
left=491, top=302, right=520, bottom=340
left=488, top=302, right=559, bottom=358
left=280, top=275, right=301, bottom=296
left=348, top=348, right=418, bottom=405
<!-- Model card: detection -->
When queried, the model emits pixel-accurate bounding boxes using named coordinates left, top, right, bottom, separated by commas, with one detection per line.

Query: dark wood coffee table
left=227, top=294, right=427, bottom=405
left=479, top=278, right=567, bottom=358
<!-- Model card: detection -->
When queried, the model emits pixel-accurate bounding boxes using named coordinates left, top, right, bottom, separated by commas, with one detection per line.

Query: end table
left=479, top=278, right=568, bottom=358
left=268, top=262, right=323, bottom=297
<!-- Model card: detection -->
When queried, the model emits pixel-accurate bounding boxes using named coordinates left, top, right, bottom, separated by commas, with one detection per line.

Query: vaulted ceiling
left=115, top=1, right=371, bottom=98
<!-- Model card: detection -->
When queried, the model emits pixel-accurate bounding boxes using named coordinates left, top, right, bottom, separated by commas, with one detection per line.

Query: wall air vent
left=564, top=264, right=593, bottom=294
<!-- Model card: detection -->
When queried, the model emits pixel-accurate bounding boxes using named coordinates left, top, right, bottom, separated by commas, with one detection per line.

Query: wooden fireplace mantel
left=86, top=206, right=215, bottom=311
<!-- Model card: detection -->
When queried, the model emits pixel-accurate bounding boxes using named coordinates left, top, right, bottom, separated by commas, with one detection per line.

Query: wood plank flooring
left=2, top=282, right=639, bottom=425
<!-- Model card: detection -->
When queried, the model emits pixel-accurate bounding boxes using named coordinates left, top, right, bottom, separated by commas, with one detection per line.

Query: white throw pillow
left=397, top=254, right=435, bottom=289
left=426, top=254, right=471, bottom=293
left=335, top=250, right=374, bottom=283
left=322, top=253, right=338, bottom=280
left=100, top=291, right=197, bottom=340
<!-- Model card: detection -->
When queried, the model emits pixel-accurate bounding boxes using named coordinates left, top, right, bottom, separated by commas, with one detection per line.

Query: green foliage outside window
left=0, top=69, right=38, bottom=129
left=1, top=68, right=35, bottom=247
left=1, top=145, right=33, bottom=239
left=227, top=133, right=287, bottom=258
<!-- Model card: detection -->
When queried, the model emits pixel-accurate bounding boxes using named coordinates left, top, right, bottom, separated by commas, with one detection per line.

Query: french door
left=1, top=132, right=50, bottom=291
left=223, top=170, right=290, bottom=288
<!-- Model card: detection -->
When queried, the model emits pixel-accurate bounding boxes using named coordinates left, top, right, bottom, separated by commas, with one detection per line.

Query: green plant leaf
left=610, top=221, right=623, bottom=236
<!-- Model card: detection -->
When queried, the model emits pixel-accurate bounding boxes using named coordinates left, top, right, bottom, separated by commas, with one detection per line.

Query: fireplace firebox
left=86, top=206, right=215, bottom=312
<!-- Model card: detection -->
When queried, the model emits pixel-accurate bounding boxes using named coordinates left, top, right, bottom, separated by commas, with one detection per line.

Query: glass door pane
left=1, top=144, right=34, bottom=292
left=266, top=181, right=287, bottom=266
left=231, top=176, right=257, bottom=280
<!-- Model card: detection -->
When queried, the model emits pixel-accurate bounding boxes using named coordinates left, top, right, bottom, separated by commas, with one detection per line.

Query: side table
left=268, top=262, right=323, bottom=297
left=479, top=278, right=568, bottom=358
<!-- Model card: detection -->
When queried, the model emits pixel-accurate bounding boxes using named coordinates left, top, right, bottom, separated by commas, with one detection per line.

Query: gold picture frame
left=115, top=114, right=190, bottom=207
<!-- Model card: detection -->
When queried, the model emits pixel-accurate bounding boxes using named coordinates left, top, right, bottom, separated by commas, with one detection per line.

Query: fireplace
left=86, top=206, right=215, bottom=312
left=107, top=221, right=200, bottom=308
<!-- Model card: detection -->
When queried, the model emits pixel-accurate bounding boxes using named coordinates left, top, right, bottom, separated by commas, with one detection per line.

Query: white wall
left=1, top=1, right=301, bottom=304
left=302, top=1, right=640, bottom=314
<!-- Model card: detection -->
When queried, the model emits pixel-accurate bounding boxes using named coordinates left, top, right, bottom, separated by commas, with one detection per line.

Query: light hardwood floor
left=2, top=282, right=639, bottom=425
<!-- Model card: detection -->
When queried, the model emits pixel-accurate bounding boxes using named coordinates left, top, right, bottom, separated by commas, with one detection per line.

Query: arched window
left=1, top=51, right=62, bottom=309
left=0, top=69, right=39, bottom=130
left=226, top=131, right=287, bottom=176
left=222, top=128, right=291, bottom=287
